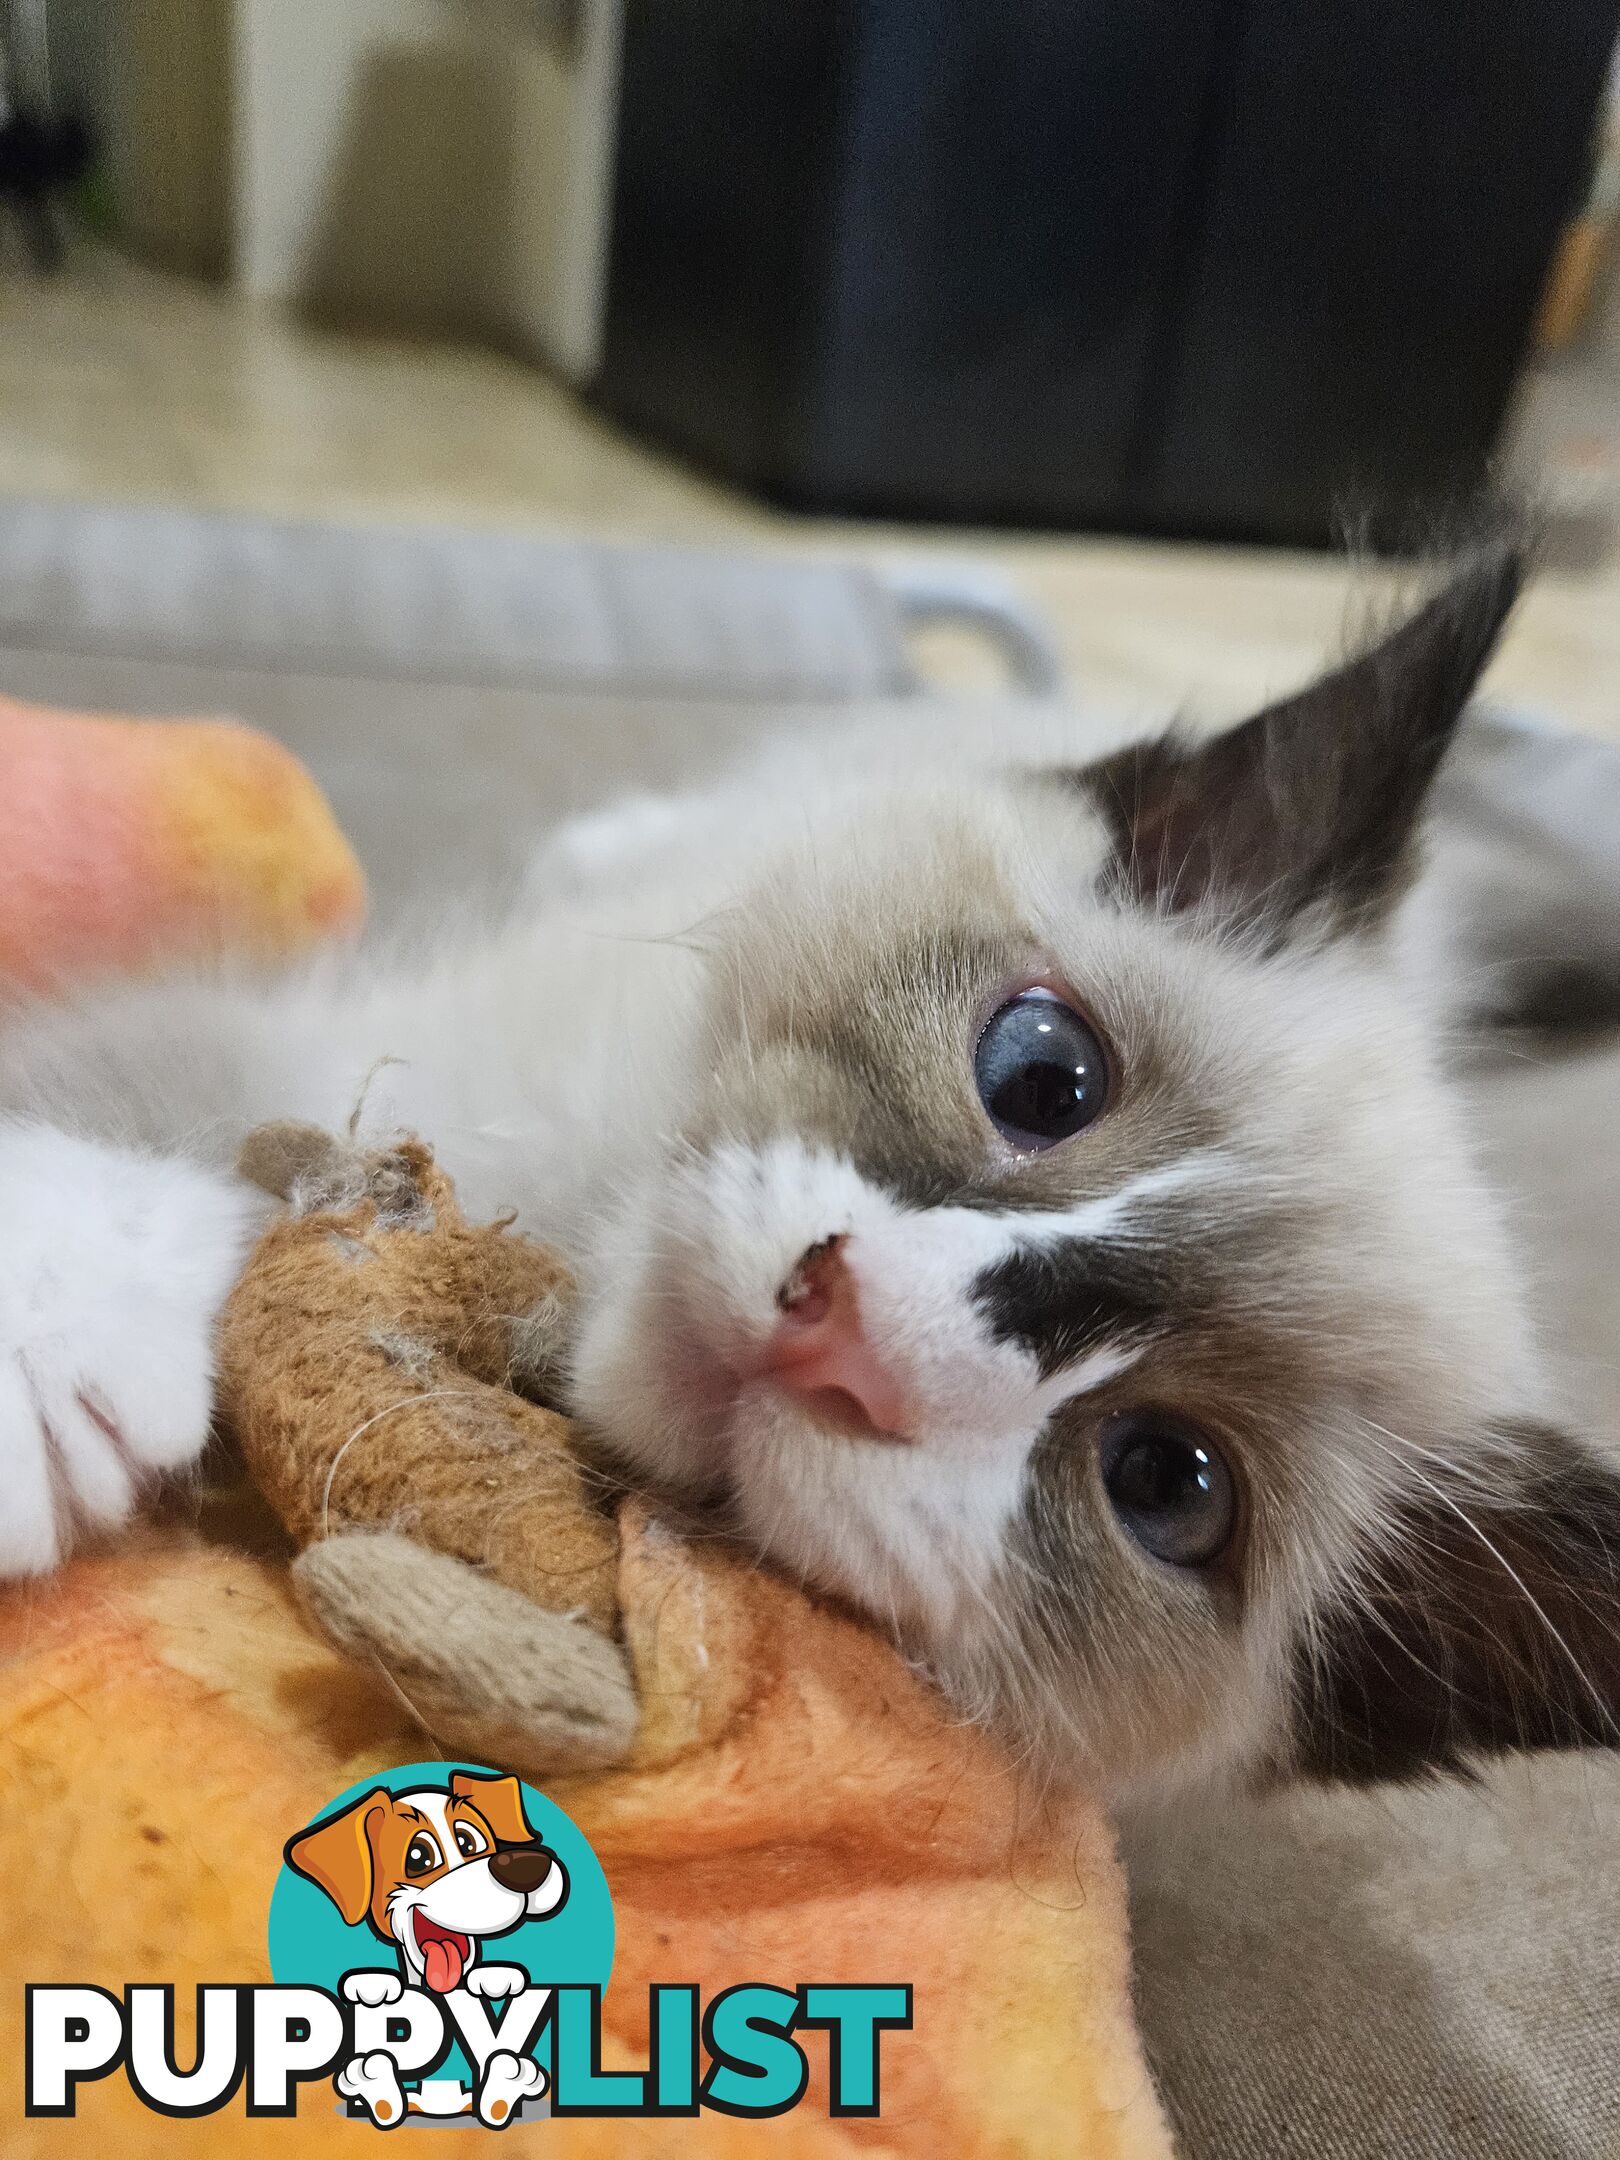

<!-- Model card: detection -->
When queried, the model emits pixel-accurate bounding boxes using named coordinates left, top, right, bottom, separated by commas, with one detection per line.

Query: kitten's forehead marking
left=984, top=1149, right=1240, bottom=1247
left=1039, top=1339, right=1148, bottom=1405
left=719, top=1135, right=1237, bottom=1268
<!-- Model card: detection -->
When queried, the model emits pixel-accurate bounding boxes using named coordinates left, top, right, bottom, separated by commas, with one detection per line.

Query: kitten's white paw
left=0, top=1126, right=257, bottom=1577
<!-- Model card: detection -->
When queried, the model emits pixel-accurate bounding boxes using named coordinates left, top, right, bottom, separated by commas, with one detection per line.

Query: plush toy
left=223, top=1120, right=638, bottom=1774
left=0, top=691, right=365, bottom=990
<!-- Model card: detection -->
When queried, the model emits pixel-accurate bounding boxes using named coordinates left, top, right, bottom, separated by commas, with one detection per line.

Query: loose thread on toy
left=319, top=1388, right=484, bottom=1537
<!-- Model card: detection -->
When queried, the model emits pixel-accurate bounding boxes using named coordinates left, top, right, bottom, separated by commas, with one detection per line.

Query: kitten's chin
left=717, top=1390, right=1029, bottom=1648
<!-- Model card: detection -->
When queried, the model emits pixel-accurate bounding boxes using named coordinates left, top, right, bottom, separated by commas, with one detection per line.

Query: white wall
left=234, top=0, right=454, bottom=308
left=231, top=0, right=621, bottom=366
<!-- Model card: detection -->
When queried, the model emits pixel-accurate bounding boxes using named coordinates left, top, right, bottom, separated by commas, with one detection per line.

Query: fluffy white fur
left=0, top=1124, right=260, bottom=1573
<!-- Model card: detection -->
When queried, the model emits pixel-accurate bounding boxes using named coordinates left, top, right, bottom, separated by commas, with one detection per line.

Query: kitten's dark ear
left=1082, top=543, right=1524, bottom=936
left=1292, top=1420, right=1620, bottom=1783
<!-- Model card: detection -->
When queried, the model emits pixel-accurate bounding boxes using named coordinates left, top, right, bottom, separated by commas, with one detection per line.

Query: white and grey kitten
left=1, top=544, right=1615, bottom=1799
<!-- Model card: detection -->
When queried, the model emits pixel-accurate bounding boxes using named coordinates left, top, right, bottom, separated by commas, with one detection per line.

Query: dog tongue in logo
left=414, top=1913, right=472, bottom=1993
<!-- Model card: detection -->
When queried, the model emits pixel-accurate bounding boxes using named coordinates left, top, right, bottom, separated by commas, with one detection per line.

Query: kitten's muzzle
left=754, top=1236, right=913, bottom=1442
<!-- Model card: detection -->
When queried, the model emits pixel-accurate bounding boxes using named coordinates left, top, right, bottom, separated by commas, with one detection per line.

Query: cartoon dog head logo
left=284, top=1770, right=569, bottom=1995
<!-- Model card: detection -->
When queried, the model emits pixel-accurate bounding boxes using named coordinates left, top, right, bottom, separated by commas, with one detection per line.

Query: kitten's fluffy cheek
left=724, top=1392, right=1034, bottom=1641
left=568, top=1190, right=733, bottom=1496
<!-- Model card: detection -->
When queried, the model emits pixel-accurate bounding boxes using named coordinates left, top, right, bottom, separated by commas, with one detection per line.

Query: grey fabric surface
left=3, top=501, right=1619, bottom=2157
left=1128, top=1752, right=1620, bottom=2160
left=0, top=500, right=1067, bottom=915
left=0, top=498, right=923, bottom=701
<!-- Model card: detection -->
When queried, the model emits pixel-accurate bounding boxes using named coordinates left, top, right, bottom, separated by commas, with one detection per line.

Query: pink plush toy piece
left=0, top=693, right=366, bottom=990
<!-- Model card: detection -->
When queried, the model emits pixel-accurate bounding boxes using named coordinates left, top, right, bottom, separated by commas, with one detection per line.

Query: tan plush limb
left=295, top=1532, right=639, bottom=1771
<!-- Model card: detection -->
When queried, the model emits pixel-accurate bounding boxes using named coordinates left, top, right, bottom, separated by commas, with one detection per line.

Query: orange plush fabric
left=0, top=1527, right=1172, bottom=2159
left=0, top=692, right=365, bottom=988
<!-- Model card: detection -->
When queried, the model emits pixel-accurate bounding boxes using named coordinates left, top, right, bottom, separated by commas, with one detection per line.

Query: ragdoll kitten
left=2, top=544, right=1617, bottom=1798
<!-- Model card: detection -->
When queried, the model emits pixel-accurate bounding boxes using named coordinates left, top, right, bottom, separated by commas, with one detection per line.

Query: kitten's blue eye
left=1100, top=1413, right=1236, bottom=1568
left=974, top=992, right=1109, bottom=1147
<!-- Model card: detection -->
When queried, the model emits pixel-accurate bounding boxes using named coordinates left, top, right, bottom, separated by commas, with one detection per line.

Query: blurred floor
left=1, top=250, right=1616, bottom=737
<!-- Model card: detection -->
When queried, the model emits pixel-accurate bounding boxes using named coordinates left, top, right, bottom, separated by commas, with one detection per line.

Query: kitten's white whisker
left=1358, top=1420, right=1615, bottom=1735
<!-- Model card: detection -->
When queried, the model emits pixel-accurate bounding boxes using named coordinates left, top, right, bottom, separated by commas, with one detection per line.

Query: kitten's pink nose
left=758, top=1236, right=911, bottom=1441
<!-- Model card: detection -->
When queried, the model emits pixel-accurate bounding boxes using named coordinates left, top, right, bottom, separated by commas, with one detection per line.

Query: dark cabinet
left=591, top=1, right=1620, bottom=543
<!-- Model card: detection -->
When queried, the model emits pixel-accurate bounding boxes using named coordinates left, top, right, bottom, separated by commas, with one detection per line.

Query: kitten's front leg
left=0, top=1124, right=260, bottom=1575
